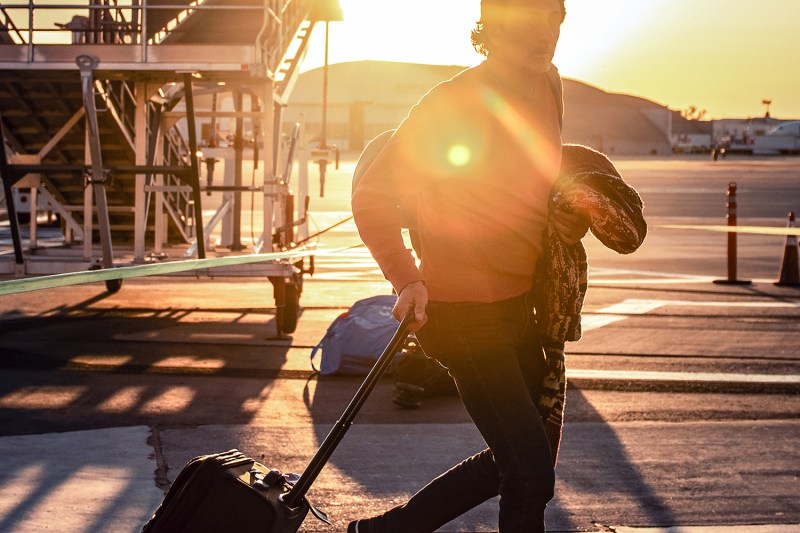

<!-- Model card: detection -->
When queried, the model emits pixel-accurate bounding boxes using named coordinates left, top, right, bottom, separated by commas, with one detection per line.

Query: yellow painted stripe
left=0, top=248, right=329, bottom=296
left=660, top=224, right=800, bottom=236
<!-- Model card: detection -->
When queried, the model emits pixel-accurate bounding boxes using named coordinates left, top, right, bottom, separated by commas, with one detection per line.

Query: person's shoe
left=347, top=520, right=361, bottom=533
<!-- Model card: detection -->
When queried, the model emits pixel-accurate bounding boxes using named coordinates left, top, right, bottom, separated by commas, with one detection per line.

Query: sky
left=301, top=0, right=800, bottom=120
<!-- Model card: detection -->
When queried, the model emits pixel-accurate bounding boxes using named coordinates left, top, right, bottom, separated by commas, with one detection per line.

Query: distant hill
left=291, top=61, right=688, bottom=154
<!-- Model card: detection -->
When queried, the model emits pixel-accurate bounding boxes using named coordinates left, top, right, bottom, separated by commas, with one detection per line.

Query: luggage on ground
left=391, top=334, right=458, bottom=409
left=141, top=450, right=320, bottom=533
left=310, top=294, right=400, bottom=375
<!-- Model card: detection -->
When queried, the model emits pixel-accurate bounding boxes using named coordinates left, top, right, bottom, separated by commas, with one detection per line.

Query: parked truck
left=718, top=121, right=800, bottom=156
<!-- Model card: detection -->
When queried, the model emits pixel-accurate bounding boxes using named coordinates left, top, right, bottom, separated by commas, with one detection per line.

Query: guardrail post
left=714, top=182, right=751, bottom=285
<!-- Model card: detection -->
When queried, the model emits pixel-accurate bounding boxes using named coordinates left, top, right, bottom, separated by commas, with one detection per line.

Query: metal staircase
left=1, top=0, right=316, bottom=254
left=0, top=71, right=195, bottom=244
left=151, top=0, right=266, bottom=45
left=1, top=0, right=320, bottom=333
left=0, top=73, right=128, bottom=228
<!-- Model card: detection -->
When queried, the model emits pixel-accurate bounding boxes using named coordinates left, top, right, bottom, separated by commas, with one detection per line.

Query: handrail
left=0, top=6, right=27, bottom=44
left=96, top=78, right=136, bottom=150
left=0, top=0, right=314, bottom=75
left=147, top=0, right=203, bottom=45
left=256, top=0, right=311, bottom=74
left=254, top=1, right=280, bottom=68
left=161, top=115, right=195, bottom=240
left=1, top=1, right=282, bottom=61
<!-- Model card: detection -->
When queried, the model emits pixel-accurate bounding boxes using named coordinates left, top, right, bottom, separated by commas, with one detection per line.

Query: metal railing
left=0, top=5, right=26, bottom=43
left=161, top=120, right=195, bottom=240
left=0, top=0, right=311, bottom=68
left=97, top=78, right=137, bottom=150
left=257, top=0, right=308, bottom=73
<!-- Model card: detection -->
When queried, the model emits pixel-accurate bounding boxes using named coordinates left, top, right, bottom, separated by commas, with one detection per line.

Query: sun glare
left=554, top=0, right=665, bottom=80
left=303, top=0, right=481, bottom=71
left=303, top=0, right=800, bottom=117
left=306, top=0, right=664, bottom=77
left=447, top=144, right=472, bottom=168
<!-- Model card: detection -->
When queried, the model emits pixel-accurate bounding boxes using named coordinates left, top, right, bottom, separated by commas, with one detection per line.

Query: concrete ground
left=1, top=155, right=799, bottom=532
left=1, top=274, right=798, bottom=532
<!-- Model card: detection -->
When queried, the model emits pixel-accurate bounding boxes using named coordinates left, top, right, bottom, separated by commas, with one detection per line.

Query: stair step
left=1, top=73, right=194, bottom=248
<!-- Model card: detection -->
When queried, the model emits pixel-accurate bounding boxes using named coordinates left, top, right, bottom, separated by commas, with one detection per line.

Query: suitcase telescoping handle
left=284, top=311, right=415, bottom=509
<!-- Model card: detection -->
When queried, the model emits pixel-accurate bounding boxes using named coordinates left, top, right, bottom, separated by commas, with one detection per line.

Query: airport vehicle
left=717, top=121, right=800, bottom=156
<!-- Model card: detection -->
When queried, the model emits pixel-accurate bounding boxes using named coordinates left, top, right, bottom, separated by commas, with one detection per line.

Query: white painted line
left=311, top=272, right=385, bottom=280
left=595, top=300, right=670, bottom=314
left=589, top=267, right=711, bottom=280
left=567, top=369, right=800, bottom=384
left=582, top=299, right=668, bottom=332
left=594, top=298, right=800, bottom=311
left=581, top=297, right=799, bottom=333
left=586, top=267, right=775, bottom=285
left=612, top=524, right=800, bottom=533
left=590, top=277, right=724, bottom=285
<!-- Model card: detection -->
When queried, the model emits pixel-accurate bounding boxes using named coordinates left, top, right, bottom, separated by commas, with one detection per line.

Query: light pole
left=310, top=0, right=343, bottom=197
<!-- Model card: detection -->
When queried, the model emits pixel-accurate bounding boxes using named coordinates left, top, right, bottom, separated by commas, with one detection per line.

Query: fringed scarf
left=534, top=144, right=647, bottom=465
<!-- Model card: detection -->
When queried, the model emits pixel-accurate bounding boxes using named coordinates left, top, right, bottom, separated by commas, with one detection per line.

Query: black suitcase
left=142, top=313, right=414, bottom=533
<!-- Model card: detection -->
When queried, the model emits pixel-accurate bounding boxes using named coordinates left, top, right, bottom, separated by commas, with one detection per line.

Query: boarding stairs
left=1, top=0, right=315, bottom=256
left=1, top=0, right=319, bottom=334
left=0, top=71, right=198, bottom=244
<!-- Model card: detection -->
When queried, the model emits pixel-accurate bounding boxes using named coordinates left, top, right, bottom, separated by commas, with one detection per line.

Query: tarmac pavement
left=0, top=272, right=799, bottom=532
left=2, top=154, right=800, bottom=531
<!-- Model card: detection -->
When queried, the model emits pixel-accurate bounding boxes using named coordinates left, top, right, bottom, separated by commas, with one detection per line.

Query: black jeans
left=365, top=293, right=554, bottom=532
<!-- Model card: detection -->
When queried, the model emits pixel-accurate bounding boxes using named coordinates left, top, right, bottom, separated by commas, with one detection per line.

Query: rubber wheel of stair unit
left=105, top=278, right=123, bottom=294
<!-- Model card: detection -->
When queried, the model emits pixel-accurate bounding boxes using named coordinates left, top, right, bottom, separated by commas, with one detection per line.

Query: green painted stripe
left=0, top=248, right=322, bottom=296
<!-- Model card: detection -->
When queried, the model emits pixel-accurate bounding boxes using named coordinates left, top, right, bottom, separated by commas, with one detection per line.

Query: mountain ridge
left=292, top=60, right=687, bottom=154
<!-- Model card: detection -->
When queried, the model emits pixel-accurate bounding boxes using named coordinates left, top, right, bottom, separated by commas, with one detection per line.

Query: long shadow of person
left=552, top=387, right=680, bottom=530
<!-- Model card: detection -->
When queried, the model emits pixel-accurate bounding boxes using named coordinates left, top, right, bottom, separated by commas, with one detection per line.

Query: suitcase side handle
left=284, top=311, right=415, bottom=509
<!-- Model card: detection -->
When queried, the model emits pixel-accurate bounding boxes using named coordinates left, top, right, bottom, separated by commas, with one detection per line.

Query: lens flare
left=447, top=144, right=472, bottom=167
left=479, top=86, right=561, bottom=178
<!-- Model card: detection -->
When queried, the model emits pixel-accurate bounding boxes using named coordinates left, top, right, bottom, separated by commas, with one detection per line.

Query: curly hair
left=471, top=0, right=567, bottom=57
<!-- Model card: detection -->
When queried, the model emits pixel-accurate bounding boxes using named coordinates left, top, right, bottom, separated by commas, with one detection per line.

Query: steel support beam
left=77, top=54, right=117, bottom=284
left=0, top=114, right=24, bottom=265
left=182, top=73, right=205, bottom=259
left=133, top=81, right=148, bottom=261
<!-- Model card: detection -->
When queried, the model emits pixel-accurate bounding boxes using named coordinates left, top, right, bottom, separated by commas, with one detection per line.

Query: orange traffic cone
left=775, top=212, right=800, bottom=287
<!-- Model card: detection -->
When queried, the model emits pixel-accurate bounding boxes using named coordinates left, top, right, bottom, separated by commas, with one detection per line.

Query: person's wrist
left=399, top=279, right=425, bottom=294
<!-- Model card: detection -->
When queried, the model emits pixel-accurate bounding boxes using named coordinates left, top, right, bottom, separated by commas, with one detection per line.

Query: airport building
left=282, top=61, right=797, bottom=156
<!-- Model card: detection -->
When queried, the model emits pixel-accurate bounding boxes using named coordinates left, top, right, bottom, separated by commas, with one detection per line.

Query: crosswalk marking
left=583, top=297, right=800, bottom=332
left=583, top=299, right=667, bottom=331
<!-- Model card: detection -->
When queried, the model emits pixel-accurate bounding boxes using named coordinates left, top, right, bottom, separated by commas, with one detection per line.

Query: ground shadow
left=554, top=387, right=680, bottom=529
left=0, top=293, right=297, bottom=531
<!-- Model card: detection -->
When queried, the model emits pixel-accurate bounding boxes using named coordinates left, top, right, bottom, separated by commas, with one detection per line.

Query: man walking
left=351, top=1, right=645, bottom=530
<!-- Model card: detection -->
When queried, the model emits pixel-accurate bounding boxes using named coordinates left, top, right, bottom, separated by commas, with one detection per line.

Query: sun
left=303, top=0, right=664, bottom=78
left=553, top=0, right=665, bottom=80
left=302, top=0, right=482, bottom=71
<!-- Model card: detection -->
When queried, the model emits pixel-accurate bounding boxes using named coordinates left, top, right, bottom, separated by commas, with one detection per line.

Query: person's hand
left=393, top=280, right=428, bottom=332
left=551, top=204, right=590, bottom=245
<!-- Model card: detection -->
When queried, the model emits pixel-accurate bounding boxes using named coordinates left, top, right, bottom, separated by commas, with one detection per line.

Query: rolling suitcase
left=142, top=312, right=414, bottom=533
